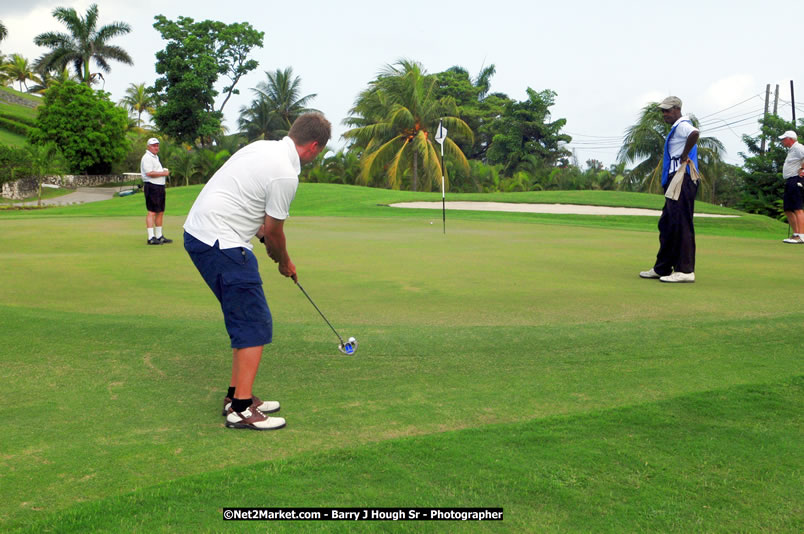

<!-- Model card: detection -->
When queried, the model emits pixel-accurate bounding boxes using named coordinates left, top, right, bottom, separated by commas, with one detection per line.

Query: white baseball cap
left=147, top=137, right=160, bottom=145
left=778, top=130, right=797, bottom=141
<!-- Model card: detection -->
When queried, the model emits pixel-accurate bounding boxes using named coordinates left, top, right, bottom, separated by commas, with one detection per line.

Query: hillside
left=0, top=86, right=40, bottom=147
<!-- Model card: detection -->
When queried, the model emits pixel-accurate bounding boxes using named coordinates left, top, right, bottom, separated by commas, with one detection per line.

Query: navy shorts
left=184, top=231, right=272, bottom=348
left=144, top=182, right=166, bottom=213
left=783, top=177, right=804, bottom=212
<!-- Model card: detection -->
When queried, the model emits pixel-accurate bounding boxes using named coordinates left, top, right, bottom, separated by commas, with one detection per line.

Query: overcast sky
left=1, top=0, right=801, bottom=167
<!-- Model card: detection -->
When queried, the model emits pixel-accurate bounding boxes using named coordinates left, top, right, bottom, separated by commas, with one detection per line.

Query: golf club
left=295, top=281, right=357, bottom=355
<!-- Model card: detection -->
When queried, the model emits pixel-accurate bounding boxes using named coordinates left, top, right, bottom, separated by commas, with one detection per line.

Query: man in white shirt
left=778, top=130, right=804, bottom=244
left=140, top=138, right=172, bottom=245
left=640, top=96, right=700, bottom=283
left=184, top=113, right=330, bottom=431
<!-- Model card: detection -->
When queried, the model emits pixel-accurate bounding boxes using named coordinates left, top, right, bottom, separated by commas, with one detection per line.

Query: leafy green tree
left=344, top=60, right=473, bottom=191
left=119, top=83, right=154, bottom=128
left=34, top=4, right=131, bottom=87
left=27, top=142, right=67, bottom=206
left=151, top=16, right=263, bottom=145
left=238, top=67, right=317, bottom=141
left=0, top=145, right=33, bottom=188
left=737, top=114, right=799, bottom=216
left=2, top=54, right=42, bottom=92
left=485, top=88, right=571, bottom=177
left=618, top=102, right=725, bottom=193
left=433, top=65, right=511, bottom=161
left=214, top=22, right=264, bottom=113
left=29, top=80, right=129, bottom=174
left=0, top=20, right=7, bottom=43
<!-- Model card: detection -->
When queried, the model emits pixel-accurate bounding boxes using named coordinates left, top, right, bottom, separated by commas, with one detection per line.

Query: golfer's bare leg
left=794, top=210, right=804, bottom=234
left=231, top=346, right=264, bottom=400
left=146, top=211, right=156, bottom=230
left=155, top=212, right=164, bottom=227
left=785, top=211, right=796, bottom=234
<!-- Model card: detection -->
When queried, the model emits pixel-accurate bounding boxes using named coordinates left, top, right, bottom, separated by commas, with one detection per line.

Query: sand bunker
left=389, top=201, right=738, bottom=218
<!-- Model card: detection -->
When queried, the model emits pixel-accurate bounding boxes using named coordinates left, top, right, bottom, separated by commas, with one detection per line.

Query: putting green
left=0, top=186, right=800, bottom=532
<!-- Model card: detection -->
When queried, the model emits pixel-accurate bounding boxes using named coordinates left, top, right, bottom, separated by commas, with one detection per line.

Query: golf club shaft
left=295, top=282, right=345, bottom=344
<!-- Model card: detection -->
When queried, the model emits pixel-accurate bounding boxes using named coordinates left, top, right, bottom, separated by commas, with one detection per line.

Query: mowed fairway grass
left=0, top=184, right=801, bottom=533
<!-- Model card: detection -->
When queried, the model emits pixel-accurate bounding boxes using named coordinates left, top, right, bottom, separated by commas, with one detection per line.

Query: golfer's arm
left=681, top=130, right=700, bottom=161
left=262, top=215, right=291, bottom=266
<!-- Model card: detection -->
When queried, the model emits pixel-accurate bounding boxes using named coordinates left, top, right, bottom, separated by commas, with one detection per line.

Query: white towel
left=665, top=160, right=701, bottom=201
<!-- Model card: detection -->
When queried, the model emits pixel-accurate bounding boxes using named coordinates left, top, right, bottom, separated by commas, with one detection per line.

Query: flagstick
left=440, top=141, right=445, bottom=234
left=436, top=118, right=447, bottom=235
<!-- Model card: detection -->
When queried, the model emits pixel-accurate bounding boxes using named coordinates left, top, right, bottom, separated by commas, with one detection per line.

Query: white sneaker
left=225, top=407, right=286, bottom=430
left=639, top=268, right=661, bottom=279
left=783, top=236, right=804, bottom=244
left=660, top=272, right=695, bottom=283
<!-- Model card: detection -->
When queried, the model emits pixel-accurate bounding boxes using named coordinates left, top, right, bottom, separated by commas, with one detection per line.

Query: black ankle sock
left=232, top=397, right=252, bottom=412
left=227, top=386, right=236, bottom=399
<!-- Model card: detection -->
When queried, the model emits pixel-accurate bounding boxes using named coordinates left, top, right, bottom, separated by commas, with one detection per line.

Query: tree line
left=0, top=5, right=801, bottom=218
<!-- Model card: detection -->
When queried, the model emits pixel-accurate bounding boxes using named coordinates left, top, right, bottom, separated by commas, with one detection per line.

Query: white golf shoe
left=225, top=407, right=286, bottom=430
left=222, top=396, right=280, bottom=416
left=659, top=272, right=695, bottom=283
left=639, top=268, right=661, bottom=279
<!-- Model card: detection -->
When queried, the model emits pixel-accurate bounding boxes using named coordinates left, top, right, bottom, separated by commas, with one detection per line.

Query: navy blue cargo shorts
left=184, top=231, right=272, bottom=349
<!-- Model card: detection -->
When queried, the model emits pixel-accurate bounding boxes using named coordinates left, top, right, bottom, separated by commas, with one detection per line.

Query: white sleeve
left=794, top=144, right=804, bottom=163
left=264, top=178, right=298, bottom=220
left=677, top=121, right=698, bottom=139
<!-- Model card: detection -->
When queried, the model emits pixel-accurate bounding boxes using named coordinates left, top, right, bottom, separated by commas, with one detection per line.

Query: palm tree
left=119, top=83, right=154, bottom=128
left=168, top=148, right=200, bottom=187
left=0, top=20, right=7, bottom=44
left=28, top=65, right=79, bottom=94
left=34, top=3, right=132, bottom=87
left=2, top=54, right=42, bottom=92
left=238, top=97, right=276, bottom=141
left=618, top=102, right=724, bottom=193
left=238, top=67, right=316, bottom=141
left=344, top=60, right=473, bottom=191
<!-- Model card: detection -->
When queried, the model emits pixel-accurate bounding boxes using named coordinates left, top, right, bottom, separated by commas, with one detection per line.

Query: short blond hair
left=289, top=113, right=331, bottom=146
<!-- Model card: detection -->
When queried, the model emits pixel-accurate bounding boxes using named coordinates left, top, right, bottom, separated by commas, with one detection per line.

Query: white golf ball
left=348, top=337, right=356, bottom=343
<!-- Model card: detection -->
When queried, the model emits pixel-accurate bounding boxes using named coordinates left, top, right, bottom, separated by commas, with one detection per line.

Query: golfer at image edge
left=183, top=113, right=330, bottom=430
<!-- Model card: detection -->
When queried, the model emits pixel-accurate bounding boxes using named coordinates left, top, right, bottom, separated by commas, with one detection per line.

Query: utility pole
left=773, top=84, right=780, bottom=116
left=791, top=80, right=796, bottom=123
left=761, top=84, right=770, bottom=153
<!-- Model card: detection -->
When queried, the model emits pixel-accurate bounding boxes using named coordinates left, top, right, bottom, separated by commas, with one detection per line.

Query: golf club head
left=338, top=337, right=358, bottom=355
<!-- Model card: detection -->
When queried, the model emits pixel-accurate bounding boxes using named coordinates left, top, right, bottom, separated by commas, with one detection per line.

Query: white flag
left=435, top=121, right=447, bottom=145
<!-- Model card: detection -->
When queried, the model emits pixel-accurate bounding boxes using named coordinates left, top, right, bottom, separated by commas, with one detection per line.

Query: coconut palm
left=238, top=67, right=316, bottom=141
left=34, top=3, right=132, bottom=87
left=28, top=66, right=80, bottom=94
left=238, top=97, right=276, bottom=141
left=2, top=54, right=42, bottom=92
left=344, top=60, right=473, bottom=191
left=0, top=20, right=7, bottom=44
left=168, top=147, right=200, bottom=187
left=618, top=102, right=724, bottom=193
left=119, top=83, right=154, bottom=128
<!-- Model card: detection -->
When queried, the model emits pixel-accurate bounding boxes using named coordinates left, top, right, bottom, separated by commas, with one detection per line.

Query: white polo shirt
left=782, top=141, right=804, bottom=179
left=667, top=116, right=699, bottom=174
left=141, top=151, right=166, bottom=186
left=184, top=137, right=300, bottom=250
